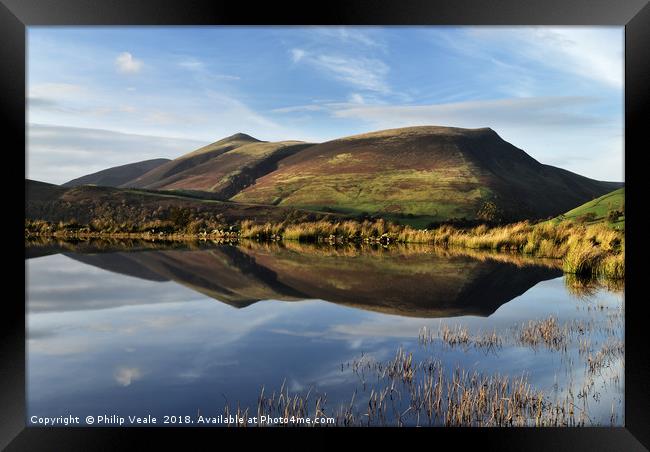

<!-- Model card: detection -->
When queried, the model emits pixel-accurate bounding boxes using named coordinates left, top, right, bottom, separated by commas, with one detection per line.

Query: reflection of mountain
left=51, top=242, right=562, bottom=318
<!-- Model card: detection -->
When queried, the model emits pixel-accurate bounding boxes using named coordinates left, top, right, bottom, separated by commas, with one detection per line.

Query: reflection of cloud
left=29, top=340, right=89, bottom=356
left=114, top=367, right=142, bottom=386
left=144, top=316, right=188, bottom=329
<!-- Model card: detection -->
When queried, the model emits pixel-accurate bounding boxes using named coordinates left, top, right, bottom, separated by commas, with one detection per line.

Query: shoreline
left=25, top=217, right=624, bottom=280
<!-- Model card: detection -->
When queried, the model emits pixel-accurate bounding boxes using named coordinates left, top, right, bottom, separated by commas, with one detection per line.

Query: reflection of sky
left=26, top=253, right=623, bottom=425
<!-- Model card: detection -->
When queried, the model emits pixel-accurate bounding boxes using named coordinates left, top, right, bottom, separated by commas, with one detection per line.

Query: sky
left=27, top=26, right=624, bottom=184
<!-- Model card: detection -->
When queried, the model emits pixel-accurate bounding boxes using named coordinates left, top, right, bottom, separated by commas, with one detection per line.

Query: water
left=25, top=241, right=624, bottom=426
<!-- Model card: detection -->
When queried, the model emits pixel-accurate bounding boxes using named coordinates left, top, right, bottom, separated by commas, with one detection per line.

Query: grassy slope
left=158, top=141, right=312, bottom=196
left=25, top=179, right=345, bottom=225
left=553, top=188, right=624, bottom=229
left=232, top=126, right=621, bottom=223
left=233, top=127, right=491, bottom=221
left=121, top=133, right=261, bottom=190
left=121, top=133, right=311, bottom=198
left=62, top=158, right=170, bottom=188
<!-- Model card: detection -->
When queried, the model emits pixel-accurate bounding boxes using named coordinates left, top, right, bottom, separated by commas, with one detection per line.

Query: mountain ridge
left=47, top=125, right=623, bottom=223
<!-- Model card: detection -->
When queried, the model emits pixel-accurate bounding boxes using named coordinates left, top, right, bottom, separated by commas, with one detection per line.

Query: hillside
left=555, top=187, right=624, bottom=229
left=42, top=126, right=623, bottom=225
left=25, top=179, right=342, bottom=226
left=232, top=126, right=621, bottom=224
left=121, top=133, right=311, bottom=199
left=62, top=158, right=170, bottom=188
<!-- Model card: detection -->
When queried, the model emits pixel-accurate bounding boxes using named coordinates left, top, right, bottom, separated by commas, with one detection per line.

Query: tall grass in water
left=239, top=219, right=624, bottom=279
left=222, top=348, right=609, bottom=427
left=27, top=215, right=624, bottom=279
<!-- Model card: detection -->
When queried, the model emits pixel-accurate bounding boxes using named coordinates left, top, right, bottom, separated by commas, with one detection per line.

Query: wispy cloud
left=115, top=52, right=143, bottom=74
left=177, top=56, right=240, bottom=80
left=178, top=57, right=204, bottom=71
left=457, top=27, right=623, bottom=89
left=310, top=27, right=384, bottom=49
left=331, top=96, right=609, bottom=128
left=292, top=50, right=390, bottom=93
left=27, top=124, right=206, bottom=184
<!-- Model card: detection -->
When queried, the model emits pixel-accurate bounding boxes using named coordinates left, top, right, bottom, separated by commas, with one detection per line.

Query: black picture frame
left=3, top=0, right=648, bottom=449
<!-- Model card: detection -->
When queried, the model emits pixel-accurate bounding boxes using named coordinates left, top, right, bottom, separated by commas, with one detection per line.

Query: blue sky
left=27, top=26, right=624, bottom=184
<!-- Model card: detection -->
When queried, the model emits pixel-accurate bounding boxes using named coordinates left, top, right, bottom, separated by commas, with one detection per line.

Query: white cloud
left=115, top=52, right=143, bottom=74
left=290, top=48, right=306, bottom=63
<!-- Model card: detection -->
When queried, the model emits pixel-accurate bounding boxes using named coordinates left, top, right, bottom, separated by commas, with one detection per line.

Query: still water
left=26, top=241, right=624, bottom=426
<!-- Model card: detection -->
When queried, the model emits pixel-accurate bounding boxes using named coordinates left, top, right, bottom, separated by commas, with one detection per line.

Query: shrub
left=607, top=209, right=623, bottom=222
left=575, top=212, right=597, bottom=224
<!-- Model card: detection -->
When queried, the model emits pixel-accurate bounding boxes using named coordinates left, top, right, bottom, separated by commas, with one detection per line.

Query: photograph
left=22, top=24, right=629, bottom=429
left=1, top=0, right=645, bottom=444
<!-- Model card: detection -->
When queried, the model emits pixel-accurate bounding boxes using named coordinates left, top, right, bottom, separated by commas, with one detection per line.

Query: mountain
left=62, top=158, right=170, bottom=188
left=232, top=126, right=622, bottom=223
left=121, top=133, right=311, bottom=199
left=42, top=126, right=623, bottom=224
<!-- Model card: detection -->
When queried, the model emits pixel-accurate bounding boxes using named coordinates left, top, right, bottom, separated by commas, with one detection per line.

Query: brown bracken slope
left=121, top=133, right=312, bottom=199
left=63, top=158, right=171, bottom=188
left=232, top=126, right=622, bottom=222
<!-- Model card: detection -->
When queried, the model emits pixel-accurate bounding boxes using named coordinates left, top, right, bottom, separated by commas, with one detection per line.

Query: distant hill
left=232, top=126, right=622, bottom=224
left=25, top=179, right=342, bottom=226
left=25, top=179, right=67, bottom=201
left=120, top=133, right=311, bottom=199
left=554, top=187, right=624, bottom=229
left=62, top=158, right=170, bottom=187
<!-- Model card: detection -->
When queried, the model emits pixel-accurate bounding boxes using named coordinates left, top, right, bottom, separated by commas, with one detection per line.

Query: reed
left=215, top=299, right=623, bottom=428
left=26, top=216, right=624, bottom=279
left=238, top=218, right=624, bottom=279
left=516, top=316, right=568, bottom=351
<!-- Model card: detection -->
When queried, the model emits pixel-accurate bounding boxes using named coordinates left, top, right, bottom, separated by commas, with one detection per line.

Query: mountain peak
left=221, top=132, right=260, bottom=143
left=335, top=125, right=501, bottom=142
